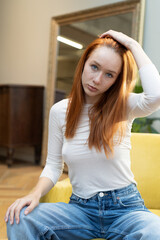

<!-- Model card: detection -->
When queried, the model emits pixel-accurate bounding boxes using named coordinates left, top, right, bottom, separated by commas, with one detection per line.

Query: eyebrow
left=92, top=60, right=118, bottom=75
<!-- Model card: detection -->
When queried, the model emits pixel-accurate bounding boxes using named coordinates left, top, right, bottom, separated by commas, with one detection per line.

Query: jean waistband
left=71, top=183, right=138, bottom=202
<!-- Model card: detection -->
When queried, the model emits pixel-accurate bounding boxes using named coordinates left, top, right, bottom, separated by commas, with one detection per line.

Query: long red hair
left=65, top=37, right=137, bottom=157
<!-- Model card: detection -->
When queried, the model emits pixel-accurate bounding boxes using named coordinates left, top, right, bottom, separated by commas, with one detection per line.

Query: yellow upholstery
left=40, top=133, right=160, bottom=240
left=130, top=133, right=160, bottom=211
left=40, top=178, right=72, bottom=204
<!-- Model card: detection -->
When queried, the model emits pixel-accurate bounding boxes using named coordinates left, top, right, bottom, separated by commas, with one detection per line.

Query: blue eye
left=91, top=64, right=98, bottom=71
left=106, top=73, right=113, bottom=78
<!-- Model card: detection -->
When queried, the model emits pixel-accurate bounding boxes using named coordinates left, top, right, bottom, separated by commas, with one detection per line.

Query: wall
left=143, top=0, right=160, bottom=132
left=143, top=0, right=160, bottom=69
left=0, top=0, right=126, bottom=86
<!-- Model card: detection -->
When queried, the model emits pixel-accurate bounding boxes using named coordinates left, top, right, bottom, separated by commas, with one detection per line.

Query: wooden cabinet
left=0, top=85, right=44, bottom=166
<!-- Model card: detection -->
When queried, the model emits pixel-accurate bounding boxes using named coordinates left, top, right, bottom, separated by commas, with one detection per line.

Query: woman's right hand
left=4, top=192, right=40, bottom=225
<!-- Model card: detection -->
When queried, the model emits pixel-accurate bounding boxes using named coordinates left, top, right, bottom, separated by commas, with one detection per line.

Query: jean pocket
left=118, top=192, right=144, bottom=208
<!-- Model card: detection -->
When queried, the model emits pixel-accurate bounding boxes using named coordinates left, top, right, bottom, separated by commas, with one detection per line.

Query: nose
left=93, top=72, right=103, bottom=85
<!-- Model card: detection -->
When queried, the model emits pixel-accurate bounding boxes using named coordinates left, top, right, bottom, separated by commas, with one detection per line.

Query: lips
left=87, top=84, right=98, bottom=92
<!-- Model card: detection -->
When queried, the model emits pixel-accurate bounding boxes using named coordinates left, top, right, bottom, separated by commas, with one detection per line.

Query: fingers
left=24, top=200, right=38, bottom=216
left=4, top=196, right=38, bottom=225
left=4, top=199, right=19, bottom=223
left=99, top=30, right=136, bottom=50
left=99, top=30, right=125, bottom=46
left=14, top=199, right=31, bottom=224
left=100, top=30, right=125, bottom=43
left=100, top=30, right=116, bottom=39
left=10, top=200, right=22, bottom=225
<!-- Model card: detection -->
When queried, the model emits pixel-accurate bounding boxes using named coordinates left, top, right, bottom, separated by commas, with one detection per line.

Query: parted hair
left=65, top=37, right=137, bottom=157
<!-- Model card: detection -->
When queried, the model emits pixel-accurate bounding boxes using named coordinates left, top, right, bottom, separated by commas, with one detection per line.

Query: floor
left=0, top=159, right=68, bottom=239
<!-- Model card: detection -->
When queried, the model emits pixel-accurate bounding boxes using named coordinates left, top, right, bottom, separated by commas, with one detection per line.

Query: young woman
left=5, top=30, right=160, bottom=240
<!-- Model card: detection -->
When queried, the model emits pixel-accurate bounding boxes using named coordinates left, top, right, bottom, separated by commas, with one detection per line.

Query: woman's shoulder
left=50, top=98, right=69, bottom=114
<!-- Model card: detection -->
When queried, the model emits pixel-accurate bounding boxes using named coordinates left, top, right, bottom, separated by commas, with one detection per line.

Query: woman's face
left=82, top=46, right=122, bottom=104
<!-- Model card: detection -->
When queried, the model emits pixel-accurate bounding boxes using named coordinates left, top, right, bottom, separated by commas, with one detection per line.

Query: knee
left=135, top=216, right=160, bottom=240
left=7, top=207, right=29, bottom=237
left=143, top=219, right=160, bottom=239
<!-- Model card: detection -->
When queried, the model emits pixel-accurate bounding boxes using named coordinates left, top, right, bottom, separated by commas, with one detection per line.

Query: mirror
left=41, top=0, right=145, bottom=165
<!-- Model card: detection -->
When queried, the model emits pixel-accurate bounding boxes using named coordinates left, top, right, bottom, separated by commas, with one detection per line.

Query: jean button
left=99, top=192, right=104, bottom=197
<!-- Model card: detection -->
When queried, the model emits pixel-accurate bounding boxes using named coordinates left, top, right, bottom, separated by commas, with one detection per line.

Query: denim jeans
left=7, top=183, right=160, bottom=240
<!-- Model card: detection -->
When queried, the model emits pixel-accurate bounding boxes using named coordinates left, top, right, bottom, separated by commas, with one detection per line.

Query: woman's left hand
left=100, top=30, right=151, bottom=68
left=100, top=30, right=138, bottom=50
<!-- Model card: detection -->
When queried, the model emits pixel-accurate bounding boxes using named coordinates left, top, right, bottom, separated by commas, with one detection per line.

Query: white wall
left=0, top=0, right=126, bottom=86
left=143, top=0, right=160, bottom=70
left=143, top=0, right=160, bottom=133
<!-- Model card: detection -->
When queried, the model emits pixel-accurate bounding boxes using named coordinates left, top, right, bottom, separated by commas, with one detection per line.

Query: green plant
left=133, top=85, right=143, bottom=93
left=131, top=117, right=160, bottom=133
left=131, top=83, right=160, bottom=133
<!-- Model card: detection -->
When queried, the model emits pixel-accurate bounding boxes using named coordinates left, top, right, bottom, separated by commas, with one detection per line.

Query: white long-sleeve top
left=40, top=64, right=160, bottom=199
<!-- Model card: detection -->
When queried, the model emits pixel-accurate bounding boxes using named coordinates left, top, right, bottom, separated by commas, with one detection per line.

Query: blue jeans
left=7, top=183, right=160, bottom=239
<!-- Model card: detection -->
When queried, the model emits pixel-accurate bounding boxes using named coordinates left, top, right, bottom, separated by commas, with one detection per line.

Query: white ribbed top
left=40, top=64, right=160, bottom=198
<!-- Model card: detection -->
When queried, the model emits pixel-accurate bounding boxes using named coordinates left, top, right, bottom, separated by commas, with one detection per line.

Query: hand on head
left=99, top=30, right=137, bottom=50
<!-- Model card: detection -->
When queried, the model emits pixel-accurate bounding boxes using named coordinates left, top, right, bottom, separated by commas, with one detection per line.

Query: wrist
left=127, top=40, right=152, bottom=69
left=30, top=188, right=42, bottom=199
left=127, top=39, right=141, bottom=51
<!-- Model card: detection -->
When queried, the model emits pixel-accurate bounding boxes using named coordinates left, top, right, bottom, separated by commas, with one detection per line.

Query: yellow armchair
left=130, top=133, right=160, bottom=216
left=40, top=177, right=72, bottom=204
left=40, top=133, right=160, bottom=239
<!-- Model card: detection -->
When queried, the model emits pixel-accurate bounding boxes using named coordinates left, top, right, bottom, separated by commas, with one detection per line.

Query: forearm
left=128, top=39, right=160, bottom=100
left=128, top=40, right=152, bottom=69
left=30, top=177, right=54, bottom=199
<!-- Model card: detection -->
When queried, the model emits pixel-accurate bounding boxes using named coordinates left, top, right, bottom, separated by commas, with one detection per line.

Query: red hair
left=65, top=37, right=137, bottom=157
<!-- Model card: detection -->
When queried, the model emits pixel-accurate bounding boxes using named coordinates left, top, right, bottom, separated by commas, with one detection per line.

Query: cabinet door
left=0, top=86, right=44, bottom=148
left=9, top=87, right=43, bottom=146
left=9, top=87, right=30, bottom=145
left=0, top=87, right=9, bottom=145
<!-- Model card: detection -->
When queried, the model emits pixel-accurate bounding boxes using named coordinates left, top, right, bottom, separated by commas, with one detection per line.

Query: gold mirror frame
left=41, top=0, right=145, bottom=166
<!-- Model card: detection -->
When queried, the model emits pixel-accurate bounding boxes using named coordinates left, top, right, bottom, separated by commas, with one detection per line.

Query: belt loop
left=111, top=190, right=117, bottom=204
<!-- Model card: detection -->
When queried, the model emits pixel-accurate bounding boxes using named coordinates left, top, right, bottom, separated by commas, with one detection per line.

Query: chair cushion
left=149, top=209, right=160, bottom=216
left=131, top=133, right=160, bottom=209
left=40, top=178, right=72, bottom=203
